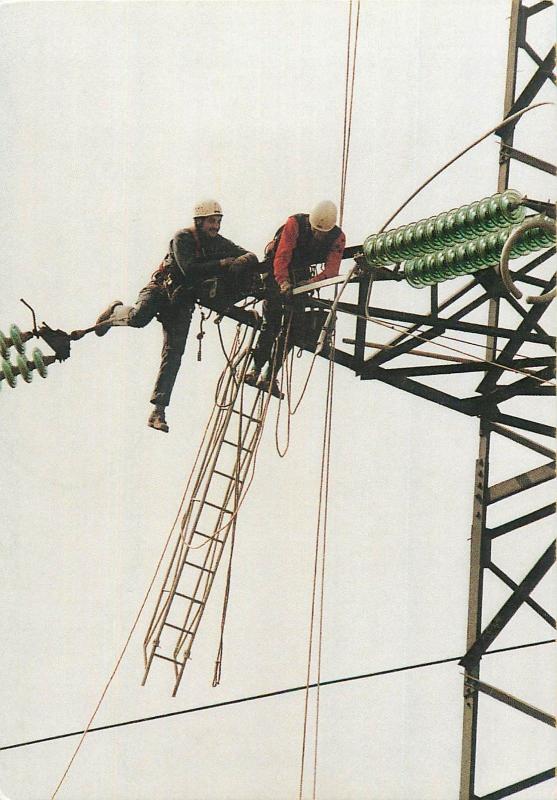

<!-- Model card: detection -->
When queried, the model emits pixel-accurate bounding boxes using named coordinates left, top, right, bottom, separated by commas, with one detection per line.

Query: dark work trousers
left=252, top=283, right=298, bottom=378
left=125, top=280, right=193, bottom=408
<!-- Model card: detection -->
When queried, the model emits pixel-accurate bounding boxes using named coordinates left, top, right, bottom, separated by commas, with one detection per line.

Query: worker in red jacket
left=94, top=199, right=258, bottom=432
left=245, top=200, right=345, bottom=397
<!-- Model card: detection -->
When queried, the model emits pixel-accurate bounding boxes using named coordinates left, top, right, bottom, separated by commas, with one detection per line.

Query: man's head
left=309, top=200, right=338, bottom=240
left=193, top=199, right=223, bottom=237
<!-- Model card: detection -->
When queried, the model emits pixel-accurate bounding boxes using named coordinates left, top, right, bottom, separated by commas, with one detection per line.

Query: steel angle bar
left=488, top=561, right=555, bottom=627
left=384, top=363, right=493, bottom=378
left=459, top=541, right=556, bottom=669
left=525, top=1, right=554, bottom=17
left=488, top=422, right=555, bottom=458
left=488, top=502, right=556, bottom=539
left=361, top=365, right=478, bottom=415
left=477, top=289, right=557, bottom=394
left=500, top=144, right=556, bottom=175
left=487, top=461, right=555, bottom=504
left=466, top=674, right=556, bottom=727
left=481, top=368, right=555, bottom=405
left=489, top=411, right=555, bottom=438
left=506, top=47, right=556, bottom=119
left=512, top=247, right=555, bottom=280
left=478, top=769, right=556, bottom=800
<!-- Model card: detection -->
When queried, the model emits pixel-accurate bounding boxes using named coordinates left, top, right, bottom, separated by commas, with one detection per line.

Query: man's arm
left=273, top=216, right=299, bottom=286
left=309, top=231, right=346, bottom=283
left=172, top=231, right=230, bottom=284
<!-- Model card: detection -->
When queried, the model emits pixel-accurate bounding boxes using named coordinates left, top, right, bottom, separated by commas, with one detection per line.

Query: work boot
left=243, top=369, right=260, bottom=388
left=95, top=301, right=123, bottom=336
left=257, top=375, right=284, bottom=400
left=148, top=405, right=169, bottom=433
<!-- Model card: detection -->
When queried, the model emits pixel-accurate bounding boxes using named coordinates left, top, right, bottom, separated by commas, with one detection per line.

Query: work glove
left=232, top=253, right=258, bottom=268
left=279, top=280, right=293, bottom=298
left=219, top=257, right=236, bottom=268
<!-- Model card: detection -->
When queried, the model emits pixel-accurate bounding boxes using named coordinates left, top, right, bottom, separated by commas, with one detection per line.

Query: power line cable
left=3, top=638, right=552, bottom=754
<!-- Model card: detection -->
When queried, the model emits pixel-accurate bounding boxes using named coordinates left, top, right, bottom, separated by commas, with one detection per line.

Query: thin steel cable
left=51, top=403, right=223, bottom=799
left=299, top=328, right=337, bottom=800
left=340, top=2, right=361, bottom=227
left=7, top=639, right=551, bottom=754
left=362, top=314, right=556, bottom=386
left=311, top=333, right=336, bottom=800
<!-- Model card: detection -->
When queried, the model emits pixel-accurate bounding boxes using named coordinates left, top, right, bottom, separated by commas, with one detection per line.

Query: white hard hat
left=193, top=199, right=223, bottom=218
left=309, top=200, right=337, bottom=232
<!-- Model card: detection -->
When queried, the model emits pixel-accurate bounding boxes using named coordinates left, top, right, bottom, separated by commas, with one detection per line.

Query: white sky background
left=0, top=1, right=555, bottom=799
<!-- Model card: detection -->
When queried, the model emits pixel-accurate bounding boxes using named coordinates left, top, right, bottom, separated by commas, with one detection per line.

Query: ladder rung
left=232, top=409, right=261, bottom=424
left=223, top=439, right=253, bottom=453
left=214, top=469, right=244, bottom=483
left=193, top=531, right=226, bottom=544
left=175, top=592, right=205, bottom=605
left=205, top=500, right=233, bottom=514
left=154, top=653, right=184, bottom=665
left=164, top=622, right=195, bottom=635
left=185, top=560, right=216, bottom=574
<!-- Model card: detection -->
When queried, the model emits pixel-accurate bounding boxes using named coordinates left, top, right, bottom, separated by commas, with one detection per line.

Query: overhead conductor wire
left=299, top=5, right=360, bottom=798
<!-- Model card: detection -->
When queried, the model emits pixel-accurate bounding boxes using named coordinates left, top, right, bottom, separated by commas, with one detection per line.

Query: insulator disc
left=32, top=348, right=48, bottom=378
left=16, top=354, right=32, bottom=383
left=9, top=324, right=24, bottom=354
left=0, top=330, right=8, bottom=359
left=1, top=358, right=17, bottom=388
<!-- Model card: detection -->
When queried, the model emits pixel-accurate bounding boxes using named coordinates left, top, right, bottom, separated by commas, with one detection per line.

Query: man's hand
left=220, top=257, right=236, bottom=268
left=279, top=280, right=293, bottom=298
left=232, top=253, right=258, bottom=268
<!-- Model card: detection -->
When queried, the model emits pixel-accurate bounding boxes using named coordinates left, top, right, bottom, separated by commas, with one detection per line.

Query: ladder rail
left=143, top=324, right=276, bottom=690
left=142, top=329, right=254, bottom=665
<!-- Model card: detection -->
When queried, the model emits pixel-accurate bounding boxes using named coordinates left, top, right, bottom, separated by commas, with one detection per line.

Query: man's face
left=311, top=227, right=328, bottom=242
left=199, top=215, right=222, bottom=237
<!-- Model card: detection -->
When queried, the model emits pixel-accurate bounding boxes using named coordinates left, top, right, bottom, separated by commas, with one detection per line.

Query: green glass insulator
left=397, top=226, right=415, bottom=260
left=9, top=324, right=24, bottom=354
left=32, top=348, right=48, bottom=378
left=16, top=354, right=32, bottom=383
left=1, top=358, right=16, bottom=388
left=432, top=212, right=448, bottom=246
left=483, top=231, right=501, bottom=261
left=412, top=220, right=428, bottom=254
left=393, top=228, right=411, bottom=260
left=420, top=254, right=436, bottom=285
left=442, top=210, right=460, bottom=247
left=462, top=240, right=483, bottom=269
left=452, top=206, right=471, bottom=242
left=475, top=198, right=497, bottom=233
left=463, top=202, right=483, bottom=238
left=499, top=189, right=525, bottom=225
left=373, top=234, right=390, bottom=265
left=402, top=223, right=417, bottom=257
left=404, top=258, right=424, bottom=288
left=440, top=248, right=460, bottom=278
left=413, top=257, right=430, bottom=287
left=383, top=231, right=400, bottom=262
left=415, top=219, right=435, bottom=255
left=0, top=330, right=8, bottom=359
left=423, top=217, right=439, bottom=250
left=456, top=243, right=472, bottom=275
left=363, top=234, right=379, bottom=265
left=427, top=252, right=442, bottom=281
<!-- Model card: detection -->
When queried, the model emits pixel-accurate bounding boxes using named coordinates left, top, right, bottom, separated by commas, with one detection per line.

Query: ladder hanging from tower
left=142, top=321, right=270, bottom=696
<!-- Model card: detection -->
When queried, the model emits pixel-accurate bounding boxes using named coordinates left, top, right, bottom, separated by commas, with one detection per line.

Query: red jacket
left=272, top=214, right=346, bottom=286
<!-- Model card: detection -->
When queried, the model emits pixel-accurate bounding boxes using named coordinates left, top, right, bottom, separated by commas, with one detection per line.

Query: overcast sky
left=0, top=2, right=555, bottom=799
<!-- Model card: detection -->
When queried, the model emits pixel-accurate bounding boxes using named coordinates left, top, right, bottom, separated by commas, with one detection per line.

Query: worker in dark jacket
left=94, top=199, right=258, bottom=432
left=245, top=200, right=345, bottom=397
